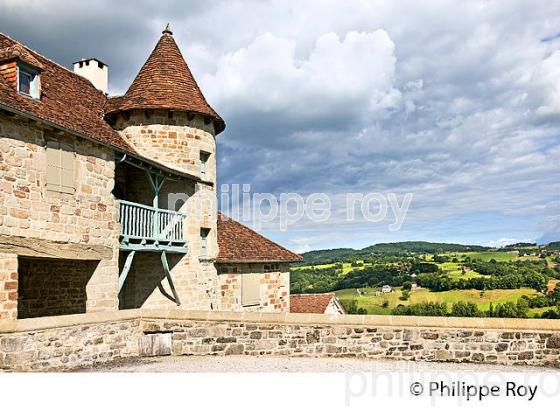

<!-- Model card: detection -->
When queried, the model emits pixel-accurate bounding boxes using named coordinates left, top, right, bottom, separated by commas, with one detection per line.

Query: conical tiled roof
left=105, top=26, right=224, bottom=134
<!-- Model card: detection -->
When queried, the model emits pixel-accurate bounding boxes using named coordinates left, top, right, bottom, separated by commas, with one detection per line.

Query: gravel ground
left=80, top=355, right=557, bottom=373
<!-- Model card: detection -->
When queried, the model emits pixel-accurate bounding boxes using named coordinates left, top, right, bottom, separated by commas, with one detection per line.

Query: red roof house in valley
left=0, top=25, right=302, bottom=321
left=290, top=293, right=346, bottom=315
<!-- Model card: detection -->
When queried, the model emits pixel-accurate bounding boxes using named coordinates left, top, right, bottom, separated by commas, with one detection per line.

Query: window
left=200, top=228, right=210, bottom=257
left=46, top=139, right=75, bottom=194
left=200, top=151, right=210, bottom=177
left=18, top=65, right=39, bottom=99
left=241, top=273, right=261, bottom=307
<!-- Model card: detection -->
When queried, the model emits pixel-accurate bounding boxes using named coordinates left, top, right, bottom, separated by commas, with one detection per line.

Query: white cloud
left=533, top=50, right=560, bottom=116
left=202, top=30, right=399, bottom=124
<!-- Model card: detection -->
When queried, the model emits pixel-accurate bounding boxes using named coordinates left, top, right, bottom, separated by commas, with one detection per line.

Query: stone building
left=0, top=26, right=301, bottom=321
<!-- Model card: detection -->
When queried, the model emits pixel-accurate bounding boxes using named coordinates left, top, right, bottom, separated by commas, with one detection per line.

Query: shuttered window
left=46, top=140, right=75, bottom=194
left=241, top=273, right=261, bottom=306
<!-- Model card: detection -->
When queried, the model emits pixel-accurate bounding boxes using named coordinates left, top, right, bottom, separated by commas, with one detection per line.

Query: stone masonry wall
left=217, top=263, right=290, bottom=312
left=153, top=320, right=560, bottom=367
left=1, top=311, right=560, bottom=371
left=119, top=253, right=217, bottom=311
left=0, top=253, right=17, bottom=320
left=0, top=112, right=121, bottom=317
left=113, top=110, right=216, bottom=181
left=0, top=318, right=140, bottom=371
left=0, top=112, right=118, bottom=246
left=18, top=257, right=99, bottom=319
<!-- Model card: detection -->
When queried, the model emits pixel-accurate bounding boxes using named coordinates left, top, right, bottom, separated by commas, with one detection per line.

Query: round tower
left=105, top=24, right=224, bottom=184
left=107, top=25, right=225, bottom=310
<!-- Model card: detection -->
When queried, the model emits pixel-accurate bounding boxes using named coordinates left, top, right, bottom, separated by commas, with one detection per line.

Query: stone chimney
left=73, top=58, right=108, bottom=93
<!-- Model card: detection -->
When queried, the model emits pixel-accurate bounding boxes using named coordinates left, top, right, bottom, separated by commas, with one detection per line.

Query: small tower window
left=18, top=64, right=39, bottom=99
left=200, top=151, right=210, bottom=177
left=200, top=228, right=210, bottom=257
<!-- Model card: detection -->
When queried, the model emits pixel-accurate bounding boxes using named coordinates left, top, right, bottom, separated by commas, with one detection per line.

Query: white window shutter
left=60, top=146, right=75, bottom=193
left=46, top=139, right=75, bottom=193
left=241, top=273, right=261, bottom=306
left=46, top=140, right=61, bottom=189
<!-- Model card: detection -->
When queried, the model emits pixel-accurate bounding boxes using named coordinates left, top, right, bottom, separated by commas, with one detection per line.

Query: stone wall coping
left=1, top=309, right=559, bottom=334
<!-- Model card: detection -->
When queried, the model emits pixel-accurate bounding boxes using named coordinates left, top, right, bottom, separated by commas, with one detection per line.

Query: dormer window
left=17, top=64, right=40, bottom=99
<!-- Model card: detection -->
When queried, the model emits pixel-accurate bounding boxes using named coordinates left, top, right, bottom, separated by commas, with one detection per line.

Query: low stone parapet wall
left=1, top=310, right=559, bottom=371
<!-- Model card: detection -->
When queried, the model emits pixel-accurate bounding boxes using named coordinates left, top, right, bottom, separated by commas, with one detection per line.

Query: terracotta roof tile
left=217, top=213, right=302, bottom=262
left=0, top=43, right=44, bottom=70
left=0, top=32, right=134, bottom=152
left=290, top=293, right=340, bottom=314
left=105, top=29, right=225, bottom=134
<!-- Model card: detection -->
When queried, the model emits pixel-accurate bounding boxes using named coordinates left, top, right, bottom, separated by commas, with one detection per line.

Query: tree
left=525, top=272, right=547, bottom=292
left=400, top=290, right=411, bottom=301
left=402, top=281, right=412, bottom=291
left=391, top=302, right=447, bottom=316
left=451, top=301, right=481, bottom=317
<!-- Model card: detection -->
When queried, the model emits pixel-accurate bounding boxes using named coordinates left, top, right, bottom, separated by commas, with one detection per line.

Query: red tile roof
left=0, top=43, right=44, bottom=70
left=216, top=213, right=302, bottom=262
left=0, top=32, right=134, bottom=152
left=105, top=28, right=225, bottom=134
left=290, top=293, right=342, bottom=314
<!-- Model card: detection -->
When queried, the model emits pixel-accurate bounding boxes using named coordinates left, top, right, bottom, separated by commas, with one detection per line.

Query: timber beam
left=0, top=234, right=113, bottom=260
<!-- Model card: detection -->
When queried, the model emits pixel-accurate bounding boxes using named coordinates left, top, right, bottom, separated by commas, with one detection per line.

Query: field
left=335, top=287, right=539, bottom=316
left=291, top=262, right=356, bottom=275
left=292, top=244, right=559, bottom=318
left=436, top=261, right=482, bottom=280
left=463, top=251, right=520, bottom=262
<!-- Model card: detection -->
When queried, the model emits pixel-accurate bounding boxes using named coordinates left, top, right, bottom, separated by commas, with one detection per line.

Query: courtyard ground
left=79, top=355, right=557, bottom=373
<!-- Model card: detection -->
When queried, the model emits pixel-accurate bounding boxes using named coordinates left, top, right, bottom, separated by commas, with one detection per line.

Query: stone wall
left=0, top=253, right=17, bottom=320
left=2, top=310, right=559, bottom=371
left=119, top=253, right=217, bottom=311
left=17, top=257, right=98, bottom=318
left=164, top=320, right=560, bottom=366
left=217, top=263, right=290, bottom=312
left=113, top=110, right=216, bottom=181
left=0, top=112, right=118, bottom=246
left=0, top=112, right=120, bottom=317
left=0, top=317, right=140, bottom=371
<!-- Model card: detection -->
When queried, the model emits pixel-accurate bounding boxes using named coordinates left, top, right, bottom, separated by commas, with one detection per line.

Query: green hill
left=299, top=241, right=490, bottom=265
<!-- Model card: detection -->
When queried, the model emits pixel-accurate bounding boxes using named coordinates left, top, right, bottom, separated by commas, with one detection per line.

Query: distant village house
left=290, top=293, right=345, bottom=315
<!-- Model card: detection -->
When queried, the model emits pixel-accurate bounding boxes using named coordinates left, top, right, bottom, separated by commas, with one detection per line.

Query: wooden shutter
left=46, top=140, right=61, bottom=191
left=46, top=140, right=75, bottom=194
left=60, top=142, right=75, bottom=194
left=241, top=273, right=261, bottom=306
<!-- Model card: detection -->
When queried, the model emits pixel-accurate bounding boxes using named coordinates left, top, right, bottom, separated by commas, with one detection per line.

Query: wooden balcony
left=118, top=200, right=187, bottom=253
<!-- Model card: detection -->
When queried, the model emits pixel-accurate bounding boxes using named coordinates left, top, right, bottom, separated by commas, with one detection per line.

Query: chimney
left=73, top=58, right=108, bottom=93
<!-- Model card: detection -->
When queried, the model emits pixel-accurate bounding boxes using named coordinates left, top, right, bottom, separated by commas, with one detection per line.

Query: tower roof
left=105, top=26, right=225, bottom=134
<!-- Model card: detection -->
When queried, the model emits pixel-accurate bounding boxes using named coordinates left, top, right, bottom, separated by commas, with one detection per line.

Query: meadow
left=335, top=286, right=540, bottom=316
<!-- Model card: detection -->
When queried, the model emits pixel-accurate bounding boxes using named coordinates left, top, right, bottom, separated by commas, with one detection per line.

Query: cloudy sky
left=1, top=0, right=559, bottom=252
